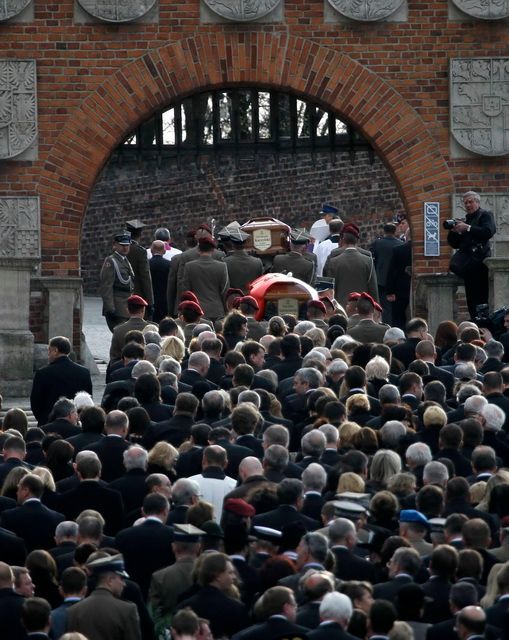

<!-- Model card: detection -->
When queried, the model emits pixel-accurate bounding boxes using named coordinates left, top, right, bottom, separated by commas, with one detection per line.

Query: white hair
left=123, top=444, right=148, bottom=471
left=294, top=320, right=316, bottom=336
left=328, top=359, right=348, bottom=375
left=423, top=460, right=449, bottom=487
left=384, top=327, right=405, bottom=343
left=380, top=421, right=406, bottom=448
left=302, top=462, right=327, bottom=492
left=463, top=190, right=481, bottom=203
left=481, top=403, right=505, bottom=432
left=331, top=335, right=357, bottom=350
left=464, top=395, right=487, bottom=416
left=365, top=355, right=390, bottom=381
left=131, top=360, right=157, bottom=378
left=144, top=342, right=161, bottom=364
left=74, top=391, right=95, bottom=411
left=158, top=356, right=181, bottom=376
left=406, top=442, right=432, bottom=467
left=318, top=423, right=339, bottom=446
left=319, top=591, right=353, bottom=624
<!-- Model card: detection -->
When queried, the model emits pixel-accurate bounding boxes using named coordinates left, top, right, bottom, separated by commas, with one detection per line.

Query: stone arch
left=38, top=31, right=453, bottom=276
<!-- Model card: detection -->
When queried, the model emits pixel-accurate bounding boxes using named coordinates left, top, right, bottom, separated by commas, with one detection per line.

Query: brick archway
left=38, top=32, right=453, bottom=277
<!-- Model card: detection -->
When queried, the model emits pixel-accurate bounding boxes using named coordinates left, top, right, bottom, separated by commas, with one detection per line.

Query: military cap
left=223, top=498, right=256, bottom=518
left=173, top=523, right=205, bottom=543
left=359, top=292, right=376, bottom=306
left=341, top=222, right=360, bottom=238
left=290, top=228, right=312, bottom=244
left=347, top=291, right=362, bottom=302
left=399, top=509, right=430, bottom=527
left=229, top=229, right=250, bottom=244
left=198, top=235, right=217, bottom=250
left=197, top=223, right=212, bottom=234
left=178, top=301, right=204, bottom=316
left=192, top=323, right=214, bottom=338
left=239, top=295, right=259, bottom=311
left=226, top=288, right=244, bottom=299
left=307, top=299, right=326, bottom=313
left=216, top=227, right=232, bottom=241
left=320, top=204, right=339, bottom=217
left=201, top=520, right=224, bottom=539
left=336, top=492, right=371, bottom=509
left=428, top=517, right=446, bottom=535
left=87, top=553, right=129, bottom=577
left=181, top=290, right=200, bottom=304
left=127, top=294, right=148, bottom=307
left=125, top=219, right=146, bottom=231
left=373, top=300, right=383, bottom=313
left=332, top=500, right=367, bottom=520
left=114, top=232, right=131, bottom=245
left=252, top=526, right=282, bottom=544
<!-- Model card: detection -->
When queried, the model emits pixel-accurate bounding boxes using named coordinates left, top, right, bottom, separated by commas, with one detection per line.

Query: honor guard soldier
left=125, top=219, right=154, bottom=317
left=99, top=231, right=135, bottom=331
left=224, top=228, right=263, bottom=294
left=271, top=228, right=316, bottom=285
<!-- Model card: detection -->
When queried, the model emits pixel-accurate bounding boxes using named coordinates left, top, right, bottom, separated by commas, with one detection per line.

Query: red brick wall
left=81, top=151, right=404, bottom=293
left=1, top=4, right=507, bottom=329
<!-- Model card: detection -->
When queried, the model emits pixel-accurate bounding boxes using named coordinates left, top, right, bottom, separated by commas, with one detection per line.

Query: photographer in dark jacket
left=447, top=191, right=496, bottom=319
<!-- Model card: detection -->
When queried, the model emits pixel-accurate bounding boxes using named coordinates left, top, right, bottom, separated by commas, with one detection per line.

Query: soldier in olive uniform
left=99, top=232, right=135, bottom=331
left=270, top=228, right=316, bottom=285
left=224, top=229, right=264, bottom=294
left=125, top=219, right=154, bottom=316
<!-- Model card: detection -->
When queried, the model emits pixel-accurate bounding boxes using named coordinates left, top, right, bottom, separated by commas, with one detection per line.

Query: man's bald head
left=457, top=605, right=486, bottom=638
left=239, top=456, right=263, bottom=480
left=0, top=562, right=13, bottom=588
left=151, top=240, right=165, bottom=255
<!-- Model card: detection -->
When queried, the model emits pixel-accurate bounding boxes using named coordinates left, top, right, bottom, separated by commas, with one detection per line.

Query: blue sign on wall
left=424, top=202, right=440, bottom=257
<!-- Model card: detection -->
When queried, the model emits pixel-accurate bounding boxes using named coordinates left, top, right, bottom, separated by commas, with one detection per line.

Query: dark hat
left=178, top=301, right=204, bottom=316
left=125, top=219, right=146, bottom=231
left=181, top=290, right=199, bottom=304
left=87, top=554, right=129, bottom=577
left=320, top=204, right=339, bottom=217
left=223, top=498, right=256, bottom=518
left=226, top=288, right=244, bottom=299
left=397, top=583, right=432, bottom=609
left=114, top=232, right=131, bottom=245
left=239, top=295, right=259, bottom=311
left=290, top=228, right=312, bottom=244
left=280, top=521, right=307, bottom=551
left=198, top=235, right=217, bottom=251
left=307, top=299, right=327, bottom=313
left=399, top=509, right=430, bottom=528
left=216, top=227, right=232, bottom=241
left=252, top=525, right=282, bottom=544
left=229, top=229, right=250, bottom=244
left=201, top=520, right=224, bottom=539
left=341, top=223, right=360, bottom=238
left=332, top=500, right=367, bottom=521
left=428, top=517, right=446, bottom=535
left=173, top=523, right=205, bottom=543
left=127, top=294, right=148, bottom=307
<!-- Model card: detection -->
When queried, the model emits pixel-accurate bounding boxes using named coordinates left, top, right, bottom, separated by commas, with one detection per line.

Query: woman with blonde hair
left=339, top=421, right=361, bottom=450
left=268, top=316, right=287, bottom=338
left=1, top=465, right=29, bottom=499
left=480, top=562, right=505, bottom=608
left=305, top=327, right=326, bottom=348
left=160, top=335, right=186, bottom=362
left=147, top=441, right=179, bottom=481
left=32, top=466, right=56, bottom=493
left=336, top=472, right=365, bottom=496
left=387, top=473, right=417, bottom=501
left=346, top=393, right=373, bottom=426
left=476, top=469, right=509, bottom=512
left=368, top=449, right=402, bottom=492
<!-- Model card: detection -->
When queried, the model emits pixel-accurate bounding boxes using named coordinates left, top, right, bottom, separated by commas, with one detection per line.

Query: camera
left=443, top=219, right=458, bottom=230
left=474, top=304, right=508, bottom=339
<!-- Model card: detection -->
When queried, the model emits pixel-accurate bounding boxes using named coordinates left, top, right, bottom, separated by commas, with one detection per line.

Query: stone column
left=416, top=273, right=461, bottom=335
left=485, top=258, right=509, bottom=311
left=40, top=277, right=82, bottom=342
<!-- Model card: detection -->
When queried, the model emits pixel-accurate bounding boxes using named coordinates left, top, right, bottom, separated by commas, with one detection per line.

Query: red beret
left=373, top=301, right=383, bottom=313
left=226, top=288, right=244, bottom=299
left=127, top=295, right=148, bottom=307
left=359, top=292, right=376, bottom=306
left=223, top=498, right=256, bottom=518
left=178, top=301, right=204, bottom=316
left=342, top=222, right=360, bottom=238
left=197, top=223, right=212, bottom=233
left=347, top=292, right=362, bottom=302
left=198, top=235, right=217, bottom=250
left=308, top=299, right=326, bottom=313
left=239, top=295, right=259, bottom=311
left=181, top=291, right=199, bottom=304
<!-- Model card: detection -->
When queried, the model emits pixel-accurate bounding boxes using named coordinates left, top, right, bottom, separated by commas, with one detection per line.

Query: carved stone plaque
left=0, top=60, right=37, bottom=160
left=202, top=0, right=281, bottom=21
left=450, top=58, right=509, bottom=157
left=450, top=0, right=509, bottom=20
left=0, top=0, right=31, bottom=21
left=0, top=197, right=40, bottom=258
left=454, top=192, right=509, bottom=257
left=327, top=0, right=404, bottom=21
left=77, top=0, right=157, bottom=22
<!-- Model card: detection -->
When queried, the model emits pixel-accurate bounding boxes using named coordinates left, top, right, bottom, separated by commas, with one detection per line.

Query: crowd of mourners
left=2, top=285, right=509, bottom=640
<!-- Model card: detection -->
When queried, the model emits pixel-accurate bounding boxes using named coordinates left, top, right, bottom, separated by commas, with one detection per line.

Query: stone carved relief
left=450, top=0, right=509, bottom=20
left=454, top=193, right=509, bottom=257
left=327, top=0, right=404, bottom=21
left=202, top=0, right=281, bottom=21
left=0, top=197, right=40, bottom=258
left=0, top=60, right=37, bottom=160
left=77, top=0, right=156, bottom=22
left=0, top=0, right=31, bottom=21
left=450, top=58, right=509, bottom=157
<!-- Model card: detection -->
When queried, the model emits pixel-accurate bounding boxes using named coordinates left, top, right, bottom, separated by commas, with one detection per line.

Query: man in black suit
left=308, top=591, right=358, bottom=640
left=115, top=493, right=174, bottom=599
left=385, top=227, right=412, bottom=330
left=232, top=585, right=309, bottom=640
left=442, top=478, right=497, bottom=540
left=455, top=606, right=488, bottom=640
left=67, top=405, right=105, bottom=454
left=0, top=526, right=27, bottom=566
left=57, top=454, right=124, bottom=535
left=148, top=240, right=171, bottom=323
left=392, top=317, right=429, bottom=368
left=0, top=435, right=33, bottom=486
left=434, top=424, right=472, bottom=477
left=279, top=531, right=329, bottom=601
left=269, top=333, right=303, bottom=382
left=483, top=371, right=509, bottom=432
left=0, top=562, right=26, bottom=640
left=109, top=444, right=149, bottom=514
left=422, top=545, right=457, bottom=624
left=30, top=335, right=93, bottom=426
left=301, top=463, right=327, bottom=521
left=41, top=397, right=82, bottom=439
left=180, top=351, right=218, bottom=391
left=282, top=367, right=323, bottom=429
left=399, top=371, right=424, bottom=411
left=480, top=341, right=505, bottom=374
left=143, top=392, right=198, bottom=450
left=252, top=478, right=319, bottom=531
left=426, top=582, right=479, bottom=640
left=416, top=340, right=455, bottom=398
left=373, top=546, right=421, bottom=599
left=0, top=474, right=65, bottom=551
left=208, top=426, right=253, bottom=479
left=87, top=409, right=131, bottom=482
left=329, top=517, right=376, bottom=583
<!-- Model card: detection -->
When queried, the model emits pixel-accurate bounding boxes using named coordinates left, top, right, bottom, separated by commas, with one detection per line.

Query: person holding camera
left=447, top=191, right=496, bottom=320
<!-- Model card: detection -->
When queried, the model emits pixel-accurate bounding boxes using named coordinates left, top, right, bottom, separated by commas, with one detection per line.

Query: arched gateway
left=4, top=32, right=455, bottom=393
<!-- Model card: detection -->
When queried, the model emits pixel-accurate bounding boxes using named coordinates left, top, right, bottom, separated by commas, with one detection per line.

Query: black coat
left=66, top=432, right=104, bottom=455
left=149, top=254, right=171, bottom=322
left=143, top=414, right=195, bottom=450
left=424, top=363, right=455, bottom=398
left=42, top=417, right=82, bottom=438
left=30, top=355, right=93, bottom=426
left=0, top=500, right=65, bottom=551
left=308, top=621, right=359, bottom=640
left=0, top=458, right=33, bottom=487
left=232, top=615, right=309, bottom=640
left=252, top=504, right=319, bottom=531
left=391, top=337, right=422, bottom=370
left=87, top=435, right=131, bottom=482
left=301, top=493, right=325, bottom=521
left=109, top=468, right=148, bottom=514
left=175, top=446, right=204, bottom=478
left=433, top=448, right=472, bottom=477
left=331, top=546, right=377, bottom=583
left=57, top=480, right=124, bottom=535
left=422, top=577, right=452, bottom=624
left=0, top=526, right=27, bottom=566
left=0, top=587, right=26, bottom=640
left=236, top=434, right=264, bottom=459
left=486, top=596, right=509, bottom=629
left=426, top=617, right=500, bottom=640
left=373, top=575, right=415, bottom=600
